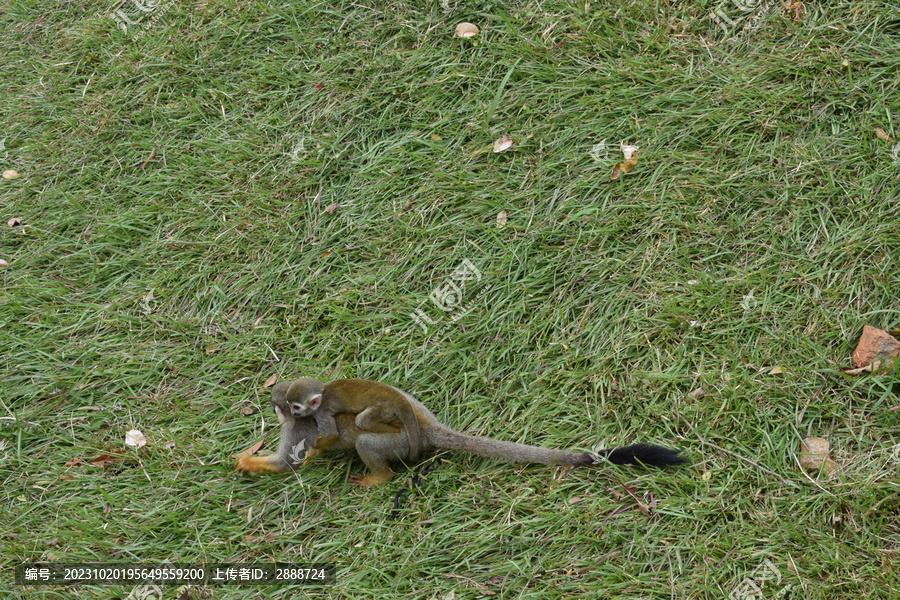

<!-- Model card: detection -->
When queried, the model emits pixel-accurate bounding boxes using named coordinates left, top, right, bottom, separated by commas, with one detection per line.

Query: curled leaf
left=492, top=134, right=512, bottom=153
left=620, top=144, right=639, bottom=160
left=496, top=210, right=508, bottom=228
left=125, top=429, right=147, bottom=448
left=455, top=22, right=479, bottom=38
left=875, top=128, right=894, bottom=142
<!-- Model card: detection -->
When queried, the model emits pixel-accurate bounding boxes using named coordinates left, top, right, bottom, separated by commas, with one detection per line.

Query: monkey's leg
left=354, top=403, right=393, bottom=430
left=236, top=454, right=292, bottom=474
left=314, top=413, right=340, bottom=448
left=349, top=432, right=410, bottom=487
left=357, top=403, right=421, bottom=462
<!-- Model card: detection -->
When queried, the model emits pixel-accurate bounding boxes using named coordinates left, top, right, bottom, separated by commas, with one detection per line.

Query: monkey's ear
left=308, top=393, right=323, bottom=409
left=273, top=405, right=287, bottom=423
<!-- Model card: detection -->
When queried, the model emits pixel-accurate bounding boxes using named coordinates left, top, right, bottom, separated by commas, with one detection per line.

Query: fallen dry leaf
left=89, top=453, right=123, bottom=468
left=619, top=155, right=638, bottom=174
left=240, top=405, right=254, bottom=416
left=455, top=22, right=479, bottom=38
left=125, top=429, right=147, bottom=448
left=262, top=373, right=278, bottom=388
left=2, top=170, right=19, bottom=180
left=799, top=436, right=836, bottom=476
left=232, top=439, right=265, bottom=459
left=842, top=361, right=882, bottom=376
left=8, top=217, right=21, bottom=227
left=492, top=134, right=512, bottom=153
left=611, top=146, right=638, bottom=180
left=0, top=259, right=8, bottom=268
left=430, top=133, right=442, bottom=141
left=323, top=202, right=337, bottom=213
left=495, top=210, right=508, bottom=228
left=64, top=458, right=81, bottom=468
left=851, top=325, right=900, bottom=368
left=875, top=128, right=894, bottom=142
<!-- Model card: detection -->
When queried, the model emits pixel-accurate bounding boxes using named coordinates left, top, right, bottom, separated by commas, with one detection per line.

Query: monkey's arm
left=312, top=412, right=341, bottom=449
left=236, top=413, right=401, bottom=474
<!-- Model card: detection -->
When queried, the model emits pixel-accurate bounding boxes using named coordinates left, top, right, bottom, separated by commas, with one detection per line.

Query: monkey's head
left=271, top=377, right=325, bottom=420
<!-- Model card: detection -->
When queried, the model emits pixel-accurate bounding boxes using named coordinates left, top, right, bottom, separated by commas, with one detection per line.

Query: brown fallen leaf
left=851, top=325, right=900, bottom=368
left=262, top=373, right=278, bottom=388
left=64, top=458, right=81, bottom=467
left=323, top=202, right=337, bottom=213
left=875, top=128, right=894, bottom=142
left=240, top=405, right=254, bottom=416
left=798, top=437, right=836, bottom=476
left=619, top=155, right=638, bottom=174
left=89, top=454, right=123, bottom=468
left=232, top=439, right=265, bottom=459
left=610, top=163, right=621, bottom=180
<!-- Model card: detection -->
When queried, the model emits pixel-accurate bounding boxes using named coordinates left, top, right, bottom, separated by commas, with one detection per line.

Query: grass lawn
left=2, top=0, right=899, bottom=598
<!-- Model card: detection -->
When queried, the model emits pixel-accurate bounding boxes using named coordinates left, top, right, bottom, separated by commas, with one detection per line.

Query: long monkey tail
left=428, top=426, right=687, bottom=468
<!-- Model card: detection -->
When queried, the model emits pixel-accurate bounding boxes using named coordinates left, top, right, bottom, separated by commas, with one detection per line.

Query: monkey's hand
left=301, top=447, right=324, bottom=466
left=315, top=433, right=340, bottom=449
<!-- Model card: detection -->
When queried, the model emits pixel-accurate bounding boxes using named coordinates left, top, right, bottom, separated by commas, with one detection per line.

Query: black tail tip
left=602, top=443, right=689, bottom=468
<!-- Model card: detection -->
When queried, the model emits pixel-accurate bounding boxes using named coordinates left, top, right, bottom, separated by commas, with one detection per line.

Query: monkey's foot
left=349, top=473, right=392, bottom=487
left=236, top=455, right=286, bottom=474
left=301, top=447, right=324, bottom=466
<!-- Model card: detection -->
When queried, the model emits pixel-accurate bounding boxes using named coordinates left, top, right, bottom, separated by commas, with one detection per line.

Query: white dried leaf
left=620, top=144, right=639, bottom=160
left=493, top=134, right=512, bottom=153
left=496, top=210, right=508, bottom=228
left=2, top=170, right=19, bottom=180
left=125, top=430, right=147, bottom=448
left=455, top=22, right=479, bottom=38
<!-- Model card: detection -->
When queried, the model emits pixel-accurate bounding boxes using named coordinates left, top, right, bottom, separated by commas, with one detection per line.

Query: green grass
left=2, top=0, right=899, bottom=598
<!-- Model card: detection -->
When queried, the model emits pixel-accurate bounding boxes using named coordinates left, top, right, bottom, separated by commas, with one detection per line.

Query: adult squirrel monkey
left=271, top=378, right=421, bottom=461
left=236, top=378, right=688, bottom=486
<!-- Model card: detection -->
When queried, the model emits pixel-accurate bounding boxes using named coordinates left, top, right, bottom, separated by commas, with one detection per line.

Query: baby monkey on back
left=236, top=377, right=688, bottom=486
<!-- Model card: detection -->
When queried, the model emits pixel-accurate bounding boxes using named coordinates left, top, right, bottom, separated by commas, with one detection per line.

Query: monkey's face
left=270, top=382, right=293, bottom=423
left=289, top=392, right=321, bottom=418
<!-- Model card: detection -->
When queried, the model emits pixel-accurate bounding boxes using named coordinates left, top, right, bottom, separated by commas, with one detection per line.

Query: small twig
left=135, top=147, right=156, bottom=169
